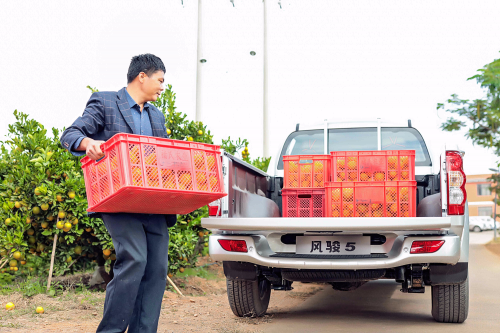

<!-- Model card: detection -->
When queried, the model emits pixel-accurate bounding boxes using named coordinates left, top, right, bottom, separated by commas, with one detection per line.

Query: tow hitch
left=400, top=264, right=427, bottom=293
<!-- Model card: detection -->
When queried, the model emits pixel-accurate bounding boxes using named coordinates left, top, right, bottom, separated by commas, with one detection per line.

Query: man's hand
left=78, top=138, right=105, bottom=161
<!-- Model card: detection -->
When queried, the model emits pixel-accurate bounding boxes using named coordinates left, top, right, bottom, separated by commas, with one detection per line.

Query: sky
left=1, top=0, right=500, bottom=175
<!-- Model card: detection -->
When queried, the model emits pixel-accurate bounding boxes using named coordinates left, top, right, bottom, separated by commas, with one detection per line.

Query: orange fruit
left=400, top=156, right=409, bottom=167
left=302, top=165, right=312, bottom=173
left=103, top=249, right=112, bottom=256
left=58, top=211, right=66, bottom=219
left=314, top=173, right=324, bottom=182
left=388, top=171, right=398, bottom=180
left=331, top=189, right=341, bottom=202
left=32, top=207, right=41, bottom=215
left=400, top=187, right=409, bottom=201
left=56, top=221, right=64, bottom=229
left=194, top=154, right=204, bottom=168
left=336, top=172, right=345, bottom=181
left=129, top=145, right=140, bottom=164
left=13, top=252, right=22, bottom=260
left=5, top=218, right=12, bottom=226
left=36, top=307, right=44, bottom=314
left=401, top=171, right=409, bottom=180
left=66, top=256, right=72, bottom=263
left=207, top=155, right=216, bottom=170
left=343, top=188, right=354, bottom=201
left=63, top=222, right=72, bottom=232
left=179, top=267, right=185, bottom=273
left=68, top=191, right=76, bottom=199
left=337, top=159, right=345, bottom=170
left=347, top=160, right=357, bottom=170
left=56, top=194, right=64, bottom=202
left=27, top=228, right=35, bottom=236
left=288, top=161, right=298, bottom=173
left=386, top=193, right=396, bottom=202
left=374, top=172, right=385, bottom=181
left=348, top=172, right=357, bottom=181
left=388, top=156, right=397, bottom=169
left=360, top=172, right=371, bottom=181
left=14, top=201, right=21, bottom=209
left=145, top=154, right=157, bottom=165
left=5, top=302, right=15, bottom=310
left=313, top=161, right=324, bottom=172
left=9, top=259, right=18, bottom=267
left=389, top=203, right=398, bottom=213
left=41, top=203, right=49, bottom=211
left=301, top=180, right=311, bottom=187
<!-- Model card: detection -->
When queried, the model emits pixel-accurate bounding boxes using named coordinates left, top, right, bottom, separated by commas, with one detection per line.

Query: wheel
left=473, top=226, right=481, bottom=232
left=226, top=276, right=271, bottom=317
left=431, top=276, right=469, bottom=323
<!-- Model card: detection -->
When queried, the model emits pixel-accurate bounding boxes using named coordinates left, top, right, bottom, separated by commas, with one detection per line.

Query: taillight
left=410, top=240, right=445, bottom=254
left=446, top=151, right=466, bottom=215
left=208, top=200, right=221, bottom=217
left=218, top=239, right=248, bottom=252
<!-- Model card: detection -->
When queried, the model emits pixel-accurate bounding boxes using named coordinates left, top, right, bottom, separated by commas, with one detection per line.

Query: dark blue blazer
left=60, top=87, right=176, bottom=227
left=61, top=87, right=169, bottom=149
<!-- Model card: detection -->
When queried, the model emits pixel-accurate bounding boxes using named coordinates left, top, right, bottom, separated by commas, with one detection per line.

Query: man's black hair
left=127, top=54, right=166, bottom=84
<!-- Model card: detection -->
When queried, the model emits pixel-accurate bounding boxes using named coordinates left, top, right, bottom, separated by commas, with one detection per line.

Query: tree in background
left=438, top=53, right=500, bottom=193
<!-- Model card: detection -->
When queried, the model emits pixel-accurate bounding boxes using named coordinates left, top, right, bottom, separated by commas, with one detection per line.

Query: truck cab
left=202, top=119, right=469, bottom=323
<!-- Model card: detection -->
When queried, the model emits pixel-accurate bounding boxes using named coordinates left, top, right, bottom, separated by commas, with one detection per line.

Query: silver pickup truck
left=202, top=120, right=469, bottom=323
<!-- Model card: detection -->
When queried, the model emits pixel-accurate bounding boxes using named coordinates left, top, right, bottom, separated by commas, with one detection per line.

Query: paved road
left=262, top=232, right=500, bottom=333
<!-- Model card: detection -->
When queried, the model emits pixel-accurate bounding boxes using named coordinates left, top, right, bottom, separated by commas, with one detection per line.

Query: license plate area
left=296, top=235, right=370, bottom=255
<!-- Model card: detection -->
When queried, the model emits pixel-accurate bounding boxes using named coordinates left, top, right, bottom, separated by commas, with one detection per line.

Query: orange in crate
left=81, top=134, right=226, bottom=215
left=331, top=150, right=415, bottom=182
left=283, top=155, right=331, bottom=189
left=325, top=181, right=416, bottom=217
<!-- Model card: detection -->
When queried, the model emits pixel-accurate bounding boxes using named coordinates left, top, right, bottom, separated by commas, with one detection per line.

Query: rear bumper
left=208, top=233, right=461, bottom=270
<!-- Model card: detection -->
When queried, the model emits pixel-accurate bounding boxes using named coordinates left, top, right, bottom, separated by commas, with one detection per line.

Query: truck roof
left=297, top=118, right=411, bottom=131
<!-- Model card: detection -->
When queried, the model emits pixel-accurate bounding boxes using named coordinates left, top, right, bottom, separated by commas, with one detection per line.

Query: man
left=61, top=53, right=176, bottom=333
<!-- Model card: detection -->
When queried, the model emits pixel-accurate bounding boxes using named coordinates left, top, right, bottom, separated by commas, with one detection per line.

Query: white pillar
left=195, top=0, right=204, bottom=122
left=263, top=0, right=270, bottom=157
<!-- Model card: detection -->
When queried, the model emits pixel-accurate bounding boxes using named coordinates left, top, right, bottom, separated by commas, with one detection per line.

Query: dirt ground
left=0, top=257, right=324, bottom=333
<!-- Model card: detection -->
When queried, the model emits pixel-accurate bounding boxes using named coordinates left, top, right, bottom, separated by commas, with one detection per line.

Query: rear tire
left=431, top=276, right=469, bottom=323
left=226, top=277, right=271, bottom=317
left=473, top=226, right=481, bottom=232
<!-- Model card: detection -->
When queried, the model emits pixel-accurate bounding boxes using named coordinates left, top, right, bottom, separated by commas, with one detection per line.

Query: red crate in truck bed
left=331, top=150, right=415, bottom=182
left=81, top=134, right=227, bottom=215
left=282, top=188, right=325, bottom=217
left=325, top=181, right=417, bottom=218
left=283, top=155, right=331, bottom=189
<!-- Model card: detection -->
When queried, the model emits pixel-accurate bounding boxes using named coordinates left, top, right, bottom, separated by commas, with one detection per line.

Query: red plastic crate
left=283, top=155, right=331, bottom=189
left=80, top=134, right=227, bottom=215
left=325, top=181, right=416, bottom=218
left=282, top=189, right=325, bottom=217
left=331, top=150, right=415, bottom=182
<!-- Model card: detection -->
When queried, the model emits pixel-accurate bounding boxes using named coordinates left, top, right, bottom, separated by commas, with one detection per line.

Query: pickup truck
left=201, top=119, right=469, bottom=323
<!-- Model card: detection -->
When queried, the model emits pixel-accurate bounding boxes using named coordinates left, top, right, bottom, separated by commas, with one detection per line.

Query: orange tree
left=0, top=110, right=111, bottom=277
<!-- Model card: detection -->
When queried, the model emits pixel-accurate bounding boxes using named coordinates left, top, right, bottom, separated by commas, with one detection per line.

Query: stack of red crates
left=282, top=151, right=416, bottom=218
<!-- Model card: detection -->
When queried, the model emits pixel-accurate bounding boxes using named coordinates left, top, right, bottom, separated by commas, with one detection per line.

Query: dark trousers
left=96, top=213, right=170, bottom=333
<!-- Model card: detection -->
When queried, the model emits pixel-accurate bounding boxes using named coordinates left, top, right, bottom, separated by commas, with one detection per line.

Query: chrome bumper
left=208, top=233, right=461, bottom=270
